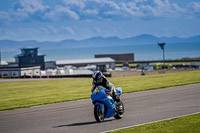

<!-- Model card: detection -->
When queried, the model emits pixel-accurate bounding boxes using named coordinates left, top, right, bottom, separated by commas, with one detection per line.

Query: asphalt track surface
left=0, top=83, right=200, bottom=133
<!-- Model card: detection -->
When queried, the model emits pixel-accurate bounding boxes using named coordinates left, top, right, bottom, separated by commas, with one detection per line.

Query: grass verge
left=0, top=70, right=200, bottom=111
left=110, top=113, right=200, bottom=133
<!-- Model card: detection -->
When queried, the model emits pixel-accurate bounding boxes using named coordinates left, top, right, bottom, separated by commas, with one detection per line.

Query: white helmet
left=92, top=71, right=102, bottom=83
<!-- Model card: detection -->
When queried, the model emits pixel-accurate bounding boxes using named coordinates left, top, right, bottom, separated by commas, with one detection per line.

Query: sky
left=0, top=0, right=200, bottom=41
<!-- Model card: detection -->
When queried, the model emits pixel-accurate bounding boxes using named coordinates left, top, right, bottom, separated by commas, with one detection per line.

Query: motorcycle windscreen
left=116, top=87, right=122, bottom=96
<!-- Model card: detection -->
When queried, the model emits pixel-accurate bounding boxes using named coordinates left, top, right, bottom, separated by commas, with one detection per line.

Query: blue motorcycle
left=91, top=87, right=124, bottom=122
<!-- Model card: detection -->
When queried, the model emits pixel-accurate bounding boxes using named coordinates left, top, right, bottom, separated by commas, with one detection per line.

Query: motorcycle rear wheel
left=114, top=101, right=124, bottom=119
left=94, top=105, right=104, bottom=122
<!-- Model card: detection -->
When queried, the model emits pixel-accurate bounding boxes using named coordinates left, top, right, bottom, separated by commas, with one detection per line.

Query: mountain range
left=0, top=34, right=200, bottom=51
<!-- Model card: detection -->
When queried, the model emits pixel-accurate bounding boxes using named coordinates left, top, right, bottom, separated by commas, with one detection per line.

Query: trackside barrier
left=0, top=73, right=112, bottom=79
left=7, top=73, right=112, bottom=79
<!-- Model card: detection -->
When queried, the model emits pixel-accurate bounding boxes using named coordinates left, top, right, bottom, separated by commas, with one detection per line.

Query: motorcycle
left=91, top=87, right=124, bottom=122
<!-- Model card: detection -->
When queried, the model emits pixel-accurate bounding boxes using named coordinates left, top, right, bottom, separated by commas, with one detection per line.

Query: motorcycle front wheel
left=94, top=105, right=104, bottom=122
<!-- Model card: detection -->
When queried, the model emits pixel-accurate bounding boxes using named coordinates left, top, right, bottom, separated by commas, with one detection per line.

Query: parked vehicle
left=91, top=87, right=124, bottom=122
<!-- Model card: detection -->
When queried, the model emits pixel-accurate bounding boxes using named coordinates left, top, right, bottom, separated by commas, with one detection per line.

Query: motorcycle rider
left=91, top=71, right=120, bottom=103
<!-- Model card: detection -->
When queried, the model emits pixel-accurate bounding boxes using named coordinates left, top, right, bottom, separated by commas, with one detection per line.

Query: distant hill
left=0, top=34, right=200, bottom=51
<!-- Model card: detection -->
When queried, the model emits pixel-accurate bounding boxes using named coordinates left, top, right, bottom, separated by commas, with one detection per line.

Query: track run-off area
left=0, top=83, right=200, bottom=133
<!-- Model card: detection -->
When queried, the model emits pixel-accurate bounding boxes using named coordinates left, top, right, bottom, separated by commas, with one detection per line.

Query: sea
left=1, top=43, right=200, bottom=62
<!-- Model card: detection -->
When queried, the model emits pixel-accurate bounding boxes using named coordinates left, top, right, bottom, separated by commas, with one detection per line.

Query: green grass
left=150, top=62, right=193, bottom=65
left=115, top=64, right=123, bottom=67
left=111, top=113, right=200, bottom=133
left=0, top=78, right=92, bottom=111
left=111, top=70, right=200, bottom=93
left=0, top=70, right=200, bottom=111
left=115, top=63, right=137, bottom=67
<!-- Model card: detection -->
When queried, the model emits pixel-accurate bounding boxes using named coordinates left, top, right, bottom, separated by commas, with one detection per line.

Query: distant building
left=95, top=53, right=134, bottom=62
left=15, top=47, right=45, bottom=70
left=45, top=61, right=56, bottom=70
left=0, top=47, right=45, bottom=78
left=0, top=66, right=41, bottom=78
left=0, top=61, right=8, bottom=66
left=48, top=57, right=115, bottom=72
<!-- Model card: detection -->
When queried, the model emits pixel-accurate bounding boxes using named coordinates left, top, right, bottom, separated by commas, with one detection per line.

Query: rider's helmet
left=92, top=71, right=102, bottom=84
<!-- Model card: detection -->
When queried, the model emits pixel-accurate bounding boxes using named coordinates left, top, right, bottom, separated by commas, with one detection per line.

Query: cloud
left=0, top=11, right=10, bottom=21
left=46, top=25, right=57, bottom=34
left=93, top=27, right=101, bottom=33
left=13, top=0, right=49, bottom=20
left=188, top=2, right=200, bottom=12
left=152, top=0, right=185, bottom=17
left=17, top=0, right=49, bottom=14
left=187, top=2, right=200, bottom=17
left=73, top=0, right=187, bottom=20
left=119, top=0, right=186, bottom=19
left=62, top=0, right=85, bottom=9
left=44, top=5, right=80, bottom=21
left=1, top=0, right=200, bottom=23
left=83, top=9, right=98, bottom=15
left=62, top=26, right=75, bottom=34
left=102, top=1, right=120, bottom=10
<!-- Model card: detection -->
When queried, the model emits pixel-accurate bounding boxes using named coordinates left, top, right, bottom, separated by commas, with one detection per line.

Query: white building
left=0, top=61, right=8, bottom=66
left=45, top=57, right=115, bottom=72
left=0, top=66, right=41, bottom=78
left=0, top=58, right=115, bottom=78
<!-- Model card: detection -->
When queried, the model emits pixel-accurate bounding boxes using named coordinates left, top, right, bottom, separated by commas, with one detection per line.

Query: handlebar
left=105, top=89, right=112, bottom=95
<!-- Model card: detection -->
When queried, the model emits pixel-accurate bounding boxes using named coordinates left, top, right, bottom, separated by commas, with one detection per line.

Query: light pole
left=0, top=48, right=1, bottom=68
left=158, top=42, right=166, bottom=68
left=0, top=49, right=1, bottom=78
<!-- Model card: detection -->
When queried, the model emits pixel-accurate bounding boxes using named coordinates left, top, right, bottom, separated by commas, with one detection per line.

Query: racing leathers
left=91, top=75, right=120, bottom=102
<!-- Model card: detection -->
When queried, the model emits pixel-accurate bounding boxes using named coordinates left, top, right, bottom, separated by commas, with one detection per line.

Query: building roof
left=0, top=61, right=8, bottom=65
left=20, top=47, right=39, bottom=50
left=0, top=66, right=40, bottom=70
left=15, top=53, right=45, bottom=58
left=95, top=53, right=134, bottom=56
left=38, top=53, right=45, bottom=56
left=56, top=57, right=115, bottom=65
left=15, top=53, right=25, bottom=57
left=95, top=53, right=134, bottom=62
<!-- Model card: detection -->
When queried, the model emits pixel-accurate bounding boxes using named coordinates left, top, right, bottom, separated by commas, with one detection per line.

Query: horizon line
left=0, top=34, right=200, bottom=42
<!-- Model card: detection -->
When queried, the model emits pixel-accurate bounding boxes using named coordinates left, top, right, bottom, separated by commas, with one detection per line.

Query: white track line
left=101, top=112, right=200, bottom=133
